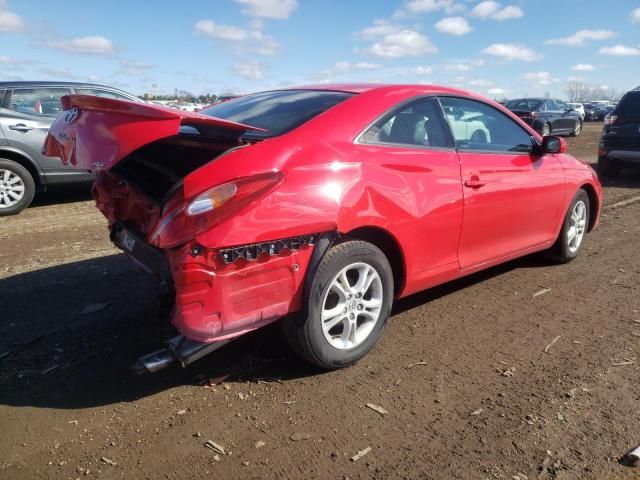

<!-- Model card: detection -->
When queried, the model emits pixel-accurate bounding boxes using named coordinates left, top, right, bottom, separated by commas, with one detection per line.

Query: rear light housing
left=604, top=114, right=620, bottom=126
left=148, top=171, right=285, bottom=248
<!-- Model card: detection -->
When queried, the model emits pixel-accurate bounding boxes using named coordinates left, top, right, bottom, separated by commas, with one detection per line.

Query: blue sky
left=1, top=0, right=639, bottom=99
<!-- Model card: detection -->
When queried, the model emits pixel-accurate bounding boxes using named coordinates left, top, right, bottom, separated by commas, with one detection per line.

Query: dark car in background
left=0, top=81, right=142, bottom=215
left=597, top=86, right=640, bottom=177
left=505, top=98, right=583, bottom=137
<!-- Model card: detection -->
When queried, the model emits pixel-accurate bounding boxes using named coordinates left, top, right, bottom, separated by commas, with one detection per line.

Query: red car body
left=44, top=84, right=602, bottom=349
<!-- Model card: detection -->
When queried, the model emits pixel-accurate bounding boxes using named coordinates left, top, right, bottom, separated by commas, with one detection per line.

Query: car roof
left=277, top=83, right=481, bottom=97
left=0, top=81, right=132, bottom=92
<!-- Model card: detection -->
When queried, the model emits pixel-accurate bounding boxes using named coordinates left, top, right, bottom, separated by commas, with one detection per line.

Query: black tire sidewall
left=304, top=241, right=393, bottom=369
left=557, top=190, right=590, bottom=261
left=0, top=159, right=35, bottom=216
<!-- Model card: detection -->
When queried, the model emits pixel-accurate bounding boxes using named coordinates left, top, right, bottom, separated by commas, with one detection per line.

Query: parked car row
left=0, top=81, right=142, bottom=215
left=504, top=98, right=583, bottom=137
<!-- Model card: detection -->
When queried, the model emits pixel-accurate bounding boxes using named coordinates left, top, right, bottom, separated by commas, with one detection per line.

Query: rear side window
left=505, top=99, right=542, bottom=111
left=439, top=96, right=533, bottom=153
left=5, top=88, right=70, bottom=117
left=616, top=91, right=640, bottom=118
left=75, top=88, right=137, bottom=102
left=199, top=90, right=353, bottom=138
left=360, top=96, right=451, bottom=148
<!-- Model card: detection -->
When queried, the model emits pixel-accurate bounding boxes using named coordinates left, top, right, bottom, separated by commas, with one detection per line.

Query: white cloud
left=491, top=5, right=523, bottom=21
left=468, top=79, right=493, bottom=87
left=482, top=43, right=541, bottom=61
left=632, top=8, right=640, bottom=24
left=599, top=44, right=640, bottom=56
left=435, top=16, right=472, bottom=36
left=47, top=36, right=115, bottom=55
left=521, top=71, right=557, bottom=85
left=412, top=66, right=433, bottom=75
left=567, top=76, right=585, bottom=82
left=471, top=1, right=523, bottom=21
left=356, top=19, right=402, bottom=40
left=249, top=30, right=280, bottom=55
left=366, top=29, right=437, bottom=58
left=0, top=54, right=30, bottom=64
left=234, top=0, right=298, bottom=19
left=571, top=63, right=595, bottom=71
left=194, top=20, right=280, bottom=55
left=445, top=63, right=471, bottom=71
left=0, top=1, right=25, bottom=32
left=404, top=0, right=462, bottom=14
left=118, top=59, right=153, bottom=77
left=194, top=20, right=248, bottom=41
left=232, top=61, right=267, bottom=80
left=487, top=87, right=507, bottom=96
left=544, top=29, right=616, bottom=47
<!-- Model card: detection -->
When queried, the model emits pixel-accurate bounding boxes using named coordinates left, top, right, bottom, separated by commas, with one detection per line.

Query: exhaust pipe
left=131, top=335, right=231, bottom=374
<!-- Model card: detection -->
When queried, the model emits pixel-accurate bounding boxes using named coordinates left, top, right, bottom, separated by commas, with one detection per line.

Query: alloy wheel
left=567, top=200, right=587, bottom=253
left=321, top=262, right=383, bottom=350
left=0, top=169, right=26, bottom=209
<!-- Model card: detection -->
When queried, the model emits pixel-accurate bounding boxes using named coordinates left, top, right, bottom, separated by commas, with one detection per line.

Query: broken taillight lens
left=148, top=171, right=285, bottom=248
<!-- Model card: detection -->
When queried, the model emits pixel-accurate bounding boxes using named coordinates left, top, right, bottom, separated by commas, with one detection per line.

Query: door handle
left=464, top=176, right=485, bottom=188
left=8, top=124, right=33, bottom=132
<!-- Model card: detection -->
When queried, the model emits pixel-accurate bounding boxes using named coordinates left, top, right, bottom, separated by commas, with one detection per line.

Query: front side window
left=555, top=100, right=568, bottom=111
left=439, top=96, right=534, bottom=153
left=199, top=90, right=354, bottom=138
left=360, top=96, right=451, bottom=148
left=5, top=88, right=70, bottom=117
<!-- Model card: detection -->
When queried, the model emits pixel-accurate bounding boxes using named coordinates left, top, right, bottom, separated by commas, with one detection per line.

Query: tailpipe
left=131, top=335, right=231, bottom=374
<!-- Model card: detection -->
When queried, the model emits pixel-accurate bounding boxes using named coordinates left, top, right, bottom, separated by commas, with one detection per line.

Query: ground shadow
left=30, top=184, right=93, bottom=207
left=597, top=167, right=640, bottom=190
left=0, top=250, right=553, bottom=410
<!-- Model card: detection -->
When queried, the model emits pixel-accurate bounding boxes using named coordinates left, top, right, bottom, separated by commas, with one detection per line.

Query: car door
left=437, top=96, right=566, bottom=270
left=554, top=99, right=574, bottom=131
left=0, top=87, right=70, bottom=173
left=354, top=96, right=464, bottom=279
left=541, top=100, right=562, bottom=133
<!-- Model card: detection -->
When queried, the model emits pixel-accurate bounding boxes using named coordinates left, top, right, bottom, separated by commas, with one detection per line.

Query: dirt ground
left=1, top=123, right=639, bottom=480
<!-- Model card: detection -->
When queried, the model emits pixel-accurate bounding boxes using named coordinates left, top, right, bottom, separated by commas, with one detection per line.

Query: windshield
left=199, top=90, right=354, bottom=138
left=505, top=99, right=542, bottom=111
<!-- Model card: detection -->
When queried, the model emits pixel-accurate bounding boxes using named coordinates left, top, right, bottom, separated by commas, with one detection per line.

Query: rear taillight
left=604, top=114, right=621, bottom=126
left=148, top=171, right=284, bottom=248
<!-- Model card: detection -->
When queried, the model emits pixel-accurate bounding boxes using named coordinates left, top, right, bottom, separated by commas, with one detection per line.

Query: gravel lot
left=1, top=123, right=639, bottom=480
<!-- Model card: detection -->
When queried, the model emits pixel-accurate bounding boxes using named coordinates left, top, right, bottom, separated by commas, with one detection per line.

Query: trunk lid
left=43, top=95, right=264, bottom=171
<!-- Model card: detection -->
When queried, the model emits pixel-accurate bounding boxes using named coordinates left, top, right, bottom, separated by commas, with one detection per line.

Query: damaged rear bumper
left=112, top=223, right=318, bottom=343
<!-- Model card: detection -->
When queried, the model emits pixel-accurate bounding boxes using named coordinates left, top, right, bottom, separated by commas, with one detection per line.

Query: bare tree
left=565, top=81, right=591, bottom=102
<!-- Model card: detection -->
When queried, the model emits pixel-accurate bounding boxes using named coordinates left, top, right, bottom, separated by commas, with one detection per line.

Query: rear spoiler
left=43, top=95, right=265, bottom=171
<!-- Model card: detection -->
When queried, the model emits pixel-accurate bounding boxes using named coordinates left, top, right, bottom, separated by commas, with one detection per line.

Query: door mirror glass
left=542, top=136, right=566, bottom=154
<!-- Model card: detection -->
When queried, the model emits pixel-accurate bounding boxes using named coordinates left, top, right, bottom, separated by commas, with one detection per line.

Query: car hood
left=43, top=95, right=265, bottom=171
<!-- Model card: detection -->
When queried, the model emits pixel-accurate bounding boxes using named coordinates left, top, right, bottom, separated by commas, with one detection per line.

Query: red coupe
left=44, top=84, right=602, bottom=372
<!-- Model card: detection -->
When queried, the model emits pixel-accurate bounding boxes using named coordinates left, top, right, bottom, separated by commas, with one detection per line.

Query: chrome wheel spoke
left=321, top=261, right=384, bottom=351
left=567, top=200, right=587, bottom=253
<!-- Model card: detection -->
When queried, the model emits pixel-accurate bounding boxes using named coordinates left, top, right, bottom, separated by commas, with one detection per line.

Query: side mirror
left=542, top=135, right=566, bottom=154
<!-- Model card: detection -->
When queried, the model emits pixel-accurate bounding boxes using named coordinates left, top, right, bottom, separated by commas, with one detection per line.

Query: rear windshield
left=616, top=91, right=640, bottom=117
left=199, top=90, right=354, bottom=138
left=505, top=99, right=542, bottom=111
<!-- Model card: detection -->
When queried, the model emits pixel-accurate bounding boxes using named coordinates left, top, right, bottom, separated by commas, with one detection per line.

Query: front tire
left=0, top=159, right=35, bottom=216
left=541, top=123, right=551, bottom=137
left=548, top=189, right=590, bottom=263
left=282, top=240, right=394, bottom=369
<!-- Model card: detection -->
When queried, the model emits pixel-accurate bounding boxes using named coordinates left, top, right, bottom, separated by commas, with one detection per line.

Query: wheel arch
left=579, top=183, right=599, bottom=232
left=345, top=226, right=406, bottom=295
left=0, top=147, right=45, bottom=188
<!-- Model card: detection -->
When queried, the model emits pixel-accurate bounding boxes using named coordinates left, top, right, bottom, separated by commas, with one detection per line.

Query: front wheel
left=282, top=240, right=394, bottom=369
left=541, top=123, right=551, bottom=137
left=548, top=189, right=590, bottom=263
left=0, top=159, right=36, bottom=216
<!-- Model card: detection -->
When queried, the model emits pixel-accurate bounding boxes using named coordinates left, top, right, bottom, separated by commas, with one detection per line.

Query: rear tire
left=0, top=159, right=35, bottom=216
left=597, top=156, right=621, bottom=178
left=570, top=119, right=582, bottom=137
left=547, top=189, right=590, bottom=263
left=282, top=239, right=394, bottom=369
